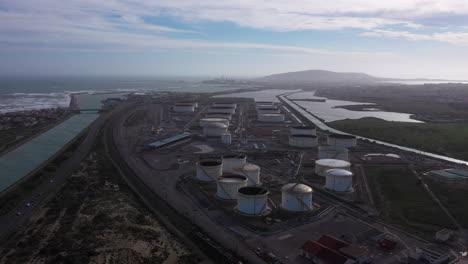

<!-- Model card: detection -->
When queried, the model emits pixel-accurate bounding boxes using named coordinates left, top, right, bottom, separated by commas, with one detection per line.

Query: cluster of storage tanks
left=314, top=133, right=357, bottom=193
left=173, top=101, right=198, bottom=113
left=208, top=102, right=237, bottom=114
left=201, top=102, right=237, bottom=141
left=289, top=126, right=318, bottom=148
left=256, top=101, right=285, bottom=123
left=195, top=154, right=315, bottom=215
left=285, top=124, right=356, bottom=192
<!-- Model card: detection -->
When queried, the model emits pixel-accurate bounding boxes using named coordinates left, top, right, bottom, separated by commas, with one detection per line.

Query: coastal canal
left=0, top=94, right=103, bottom=193
left=0, top=114, right=98, bottom=192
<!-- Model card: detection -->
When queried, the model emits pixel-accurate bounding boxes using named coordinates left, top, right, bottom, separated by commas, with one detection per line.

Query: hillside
left=257, top=69, right=387, bottom=84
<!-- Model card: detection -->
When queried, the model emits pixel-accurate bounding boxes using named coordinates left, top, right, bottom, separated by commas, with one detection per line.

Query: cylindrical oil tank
left=258, top=113, right=284, bottom=123
left=256, top=101, right=274, bottom=106
left=236, top=187, right=269, bottom=216
left=203, top=122, right=228, bottom=137
left=318, top=146, right=349, bottom=161
left=238, top=163, right=261, bottom=186
left=222, top=154, right=247, bottom=173
left=281, top=183, right=313, bottom=212
left=221, top=133, right=232, bottom=145
left=325, top=169, right=353, bottom=192
left=257, top=107, right=281, bottom=114
left=213, top=103, right=237, bottom=109
left=327, top=134, right=357, bottom=148
left=216, top=174, right=248, bottom=200
left=177, top=101, right=198, bottom=108
left=289, top=135, right=318, bottom=148
left=208, top=106, right=236, bottom=114
left=290, top=126, right=316, bottom=136
left=196, top=160, right=223, bottom=182
left=199, top=118, right=230, bottom=127
left=173, top=104, right=195, bottom=112
left=205, top=112, right=232, bottom=120
left=315, top=159, right=351, bottom=177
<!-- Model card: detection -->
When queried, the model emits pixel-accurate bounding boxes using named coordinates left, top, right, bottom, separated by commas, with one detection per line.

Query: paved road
left=110, top=103, right=263, bottom=263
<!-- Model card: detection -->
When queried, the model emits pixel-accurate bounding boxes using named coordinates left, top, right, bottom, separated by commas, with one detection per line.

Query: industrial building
left=148, top=132, right=191, bottom=149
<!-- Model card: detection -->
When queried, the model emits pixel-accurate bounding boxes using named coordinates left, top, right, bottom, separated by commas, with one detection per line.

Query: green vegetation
left=329, top=118, right=468, bottom=161
left=424, top=177, right=468, bottom=228
left=365, top=167, right=456, bottom=234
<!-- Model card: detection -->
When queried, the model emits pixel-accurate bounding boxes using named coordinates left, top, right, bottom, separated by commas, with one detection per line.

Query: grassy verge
left=424, top=177, right=468, bottom=228
left=329, top=118, right=468, bottom=161
left=365, top=167, right=456, bottom=235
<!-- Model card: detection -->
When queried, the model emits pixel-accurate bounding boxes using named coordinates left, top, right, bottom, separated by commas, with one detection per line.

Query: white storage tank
left=213, top=102, right=237, bottom=109
left=221, top=133, right=232, bottom=145
left=258, top=113, right=285, bottom=123
left=208, top=106, right=236, bottom=114
left=327, top=134, right=357, bottom=148
left=203, top=122, right=228, bottom=137
left=173, top=103, right=195, bottom=112
left=177, top=101, right=198, bottom=108
left=205, top=112, right=232, bottom=120
left=257, top=107, right=281, bottom=114
left=238, top=163, right=261, bottom=186
left=290, top=126, right=316, bottom=136
left=281, top=183, right=313, bottom=212
left=315, top=159, right=351, bottom=177
left=289, top=135, right=318, bottom=148
left=318, top=146, right=349, bottom=161
left=199, top=118, right=230, bottom=127
left=325, top=169, right=353, bottom=192
left=256, top=101, right=274, bottom=107
left=222, top=154, right=247, bottom=173
left=236, top=187, right=269, bottom=216
left=196, top=160, right=223, bottom=182
left=217, top=174, right=248, bottom=200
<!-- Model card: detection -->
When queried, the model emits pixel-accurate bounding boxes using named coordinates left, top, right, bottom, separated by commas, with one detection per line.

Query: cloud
left=360, top=29, right=468, bottom=46
left=1, top=0, right=468, bottom=55
left=0, top=1, right=397, bottom=58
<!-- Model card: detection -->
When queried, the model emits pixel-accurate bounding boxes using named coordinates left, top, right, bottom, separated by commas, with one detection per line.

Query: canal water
left=0, top=84, right=246, bottom=192
left=217, top=89, right=420, bottom=123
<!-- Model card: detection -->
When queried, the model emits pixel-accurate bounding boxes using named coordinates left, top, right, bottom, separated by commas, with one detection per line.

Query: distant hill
left=257, top=70, right=388, bottom=84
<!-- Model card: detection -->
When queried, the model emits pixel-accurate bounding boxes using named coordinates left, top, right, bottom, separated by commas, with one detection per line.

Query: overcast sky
left=1, top=0, right=468, bottom=79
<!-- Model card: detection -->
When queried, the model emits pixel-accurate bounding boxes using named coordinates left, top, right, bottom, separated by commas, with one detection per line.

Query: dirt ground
left=0, top=138, right=197, bottom=264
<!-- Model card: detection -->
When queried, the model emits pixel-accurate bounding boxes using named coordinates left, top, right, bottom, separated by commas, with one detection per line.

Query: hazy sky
left=1, top=0, right=468, bottom=79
